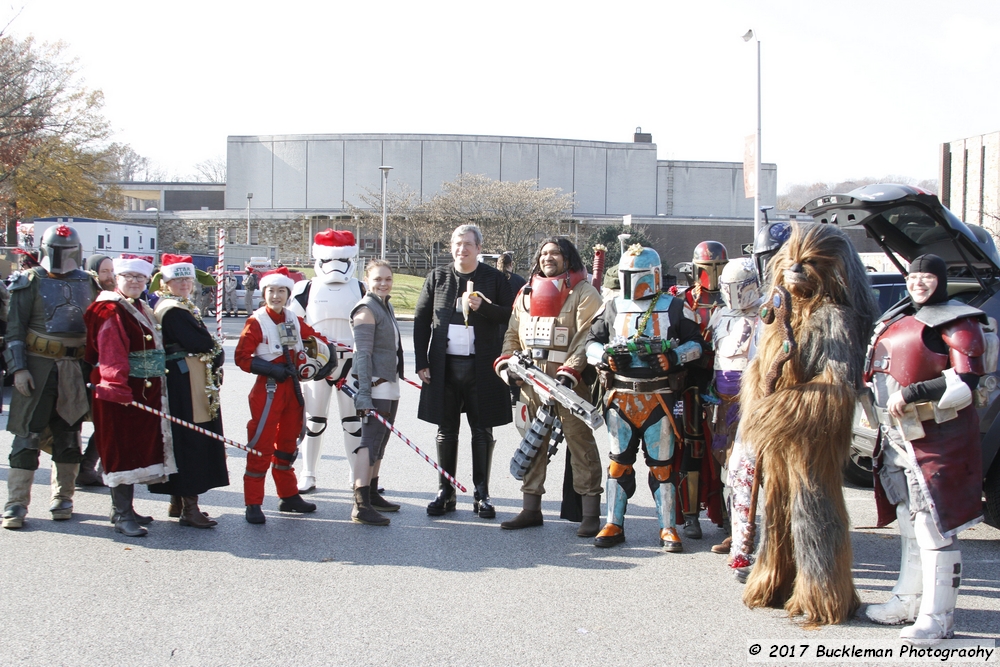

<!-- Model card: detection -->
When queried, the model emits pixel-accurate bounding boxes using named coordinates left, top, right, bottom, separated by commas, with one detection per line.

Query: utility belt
left=25, top=330, right=85, bottom=360
left=527, top=348, right=568, bottom=364
left=610, top=377, right=673, bottom=393
left=600, top=367, right=686, bottom=393
left=351, top=375, right=389, bottom=388
left=128, top=349, right=166, bottom=378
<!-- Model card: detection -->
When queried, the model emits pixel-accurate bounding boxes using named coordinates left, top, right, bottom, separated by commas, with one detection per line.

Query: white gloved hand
left=13, top=370, right=34, bottom=397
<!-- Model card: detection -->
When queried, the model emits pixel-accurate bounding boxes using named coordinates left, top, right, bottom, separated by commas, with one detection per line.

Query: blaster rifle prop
left=88, top=384, right=262, bottom=457
left=743, top=285, right=796, bottom=557
left=503, top=351, right=601, bottom=480
left=337, top=381, right=467, bottom=493
left=505, top=351, right=604, bottom=430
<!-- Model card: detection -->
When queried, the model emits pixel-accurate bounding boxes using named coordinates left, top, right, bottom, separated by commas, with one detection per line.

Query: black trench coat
left=413, top=262, right=514, bottom=428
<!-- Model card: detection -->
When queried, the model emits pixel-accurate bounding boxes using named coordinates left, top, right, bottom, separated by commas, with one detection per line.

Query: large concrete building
left=940, top=131, right=1000, bottom=235
left=123, top=131, right=783, bottom=271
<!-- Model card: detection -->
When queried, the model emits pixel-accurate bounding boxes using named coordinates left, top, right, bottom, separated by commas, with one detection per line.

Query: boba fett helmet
left=39, top=224, right=83, bottom=274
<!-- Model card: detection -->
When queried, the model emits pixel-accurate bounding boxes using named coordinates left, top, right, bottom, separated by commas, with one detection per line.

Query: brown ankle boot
left=179, top=496, right=217, bottom=528
left=351, top=487, right=389, bottom=526
left=501, top=493, right=543, bottom=530
left=168, top=495, right=182, bottom=518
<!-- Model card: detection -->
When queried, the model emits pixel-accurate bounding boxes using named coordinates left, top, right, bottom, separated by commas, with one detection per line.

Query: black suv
left=804, top=184, right=1000, bottom=529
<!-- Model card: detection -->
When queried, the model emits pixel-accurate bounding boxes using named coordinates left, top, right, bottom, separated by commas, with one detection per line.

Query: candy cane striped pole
left=216, top=228, right=226, bottom=339
left=338, top=382, right=465, bottom=492
left=89, top=385, right=262, bottom=457
left=327, top=341, right=423, bottom=390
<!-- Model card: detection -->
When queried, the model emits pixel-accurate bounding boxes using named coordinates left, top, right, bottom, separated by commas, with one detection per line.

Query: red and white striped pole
left=337, top=382, right=466, bottom=492
left=88, top=385, right=262, bottom=457
left=216, top=228, right=225, bottom=339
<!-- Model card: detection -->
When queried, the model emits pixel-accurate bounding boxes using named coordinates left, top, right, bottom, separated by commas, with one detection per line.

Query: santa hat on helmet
left=312, top=229, right=357, bottom=261
left=260, top=266, right=295, bottom=292
left=159, top=253, right=196, bottom=282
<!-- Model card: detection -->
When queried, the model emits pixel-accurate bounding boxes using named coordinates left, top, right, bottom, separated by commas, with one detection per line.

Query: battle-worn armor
left=586, top=245, right=705, bottom=551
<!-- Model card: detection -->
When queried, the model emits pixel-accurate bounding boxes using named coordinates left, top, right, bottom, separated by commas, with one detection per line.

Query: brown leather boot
left=168, top=495, right=182, bottom=518
left=501, top=493, right=543, bottom=530
left=352, top=487, right=389, bottom=526
left=179, top=496, right=217, bottom=528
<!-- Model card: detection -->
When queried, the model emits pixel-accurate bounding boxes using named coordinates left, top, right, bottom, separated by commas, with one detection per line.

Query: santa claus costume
left=235, top=267, right=327, bottom=524
left=85, top=255, right=176, bottom=537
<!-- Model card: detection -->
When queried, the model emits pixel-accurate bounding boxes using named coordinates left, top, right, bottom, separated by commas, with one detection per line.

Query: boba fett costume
left=2, top=225, right=98, bottom=529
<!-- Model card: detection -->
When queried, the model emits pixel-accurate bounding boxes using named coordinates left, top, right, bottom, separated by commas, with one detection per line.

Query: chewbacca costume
left=739, top=223, right=880, bottom=626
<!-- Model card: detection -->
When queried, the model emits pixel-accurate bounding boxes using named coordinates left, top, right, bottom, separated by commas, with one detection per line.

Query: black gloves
left=250, top=356, right=289, bottom=382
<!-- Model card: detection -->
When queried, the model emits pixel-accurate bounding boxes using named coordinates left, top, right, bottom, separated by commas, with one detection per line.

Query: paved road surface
left=1, top=317, right=997, bottom=666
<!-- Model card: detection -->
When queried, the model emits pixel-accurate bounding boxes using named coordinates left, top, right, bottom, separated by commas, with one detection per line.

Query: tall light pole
left=743, top=29, right=762, bottom=237
left=378, top=166, right=393, bottom=260
left=246, top=192, right=253, bottom=245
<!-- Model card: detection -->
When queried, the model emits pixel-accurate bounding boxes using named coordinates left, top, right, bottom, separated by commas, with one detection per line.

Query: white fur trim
left=160, top=262, right=195, bottom=282
left=313, top=243, right=358, bottom=261
left=104, top=463, right=175, bottom=487
left=260, top=273, right=294, bottom=291
left=113, top=257, right=153, bottom=277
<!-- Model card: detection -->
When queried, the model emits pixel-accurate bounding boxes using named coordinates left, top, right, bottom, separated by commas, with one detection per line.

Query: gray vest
left=351, top=293, right=403, bottom=381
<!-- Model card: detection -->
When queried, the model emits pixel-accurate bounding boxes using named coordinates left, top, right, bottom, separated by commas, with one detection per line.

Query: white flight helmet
left=298, top=336, right=336, bottom=380
left=720, top=257, right=761, bottom=311
left=312, top=229, right=358, bottom=284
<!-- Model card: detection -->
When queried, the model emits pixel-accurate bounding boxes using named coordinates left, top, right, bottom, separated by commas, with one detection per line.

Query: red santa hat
left=112, top=254, right=154, bottom=277
left=158, top=253, right=196, bottom=282
left=312, top=229, right=357, bottom=261
left=259, top=266, right=295, bottom=292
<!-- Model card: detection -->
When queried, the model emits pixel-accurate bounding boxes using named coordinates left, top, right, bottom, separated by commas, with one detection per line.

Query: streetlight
left=617, top=233, right=631, bottom=258
left=743, top=28, right=762, bottom=237
left=378, top=166, right=393, bottom=260
left=246, top=192, right=253, bottom=245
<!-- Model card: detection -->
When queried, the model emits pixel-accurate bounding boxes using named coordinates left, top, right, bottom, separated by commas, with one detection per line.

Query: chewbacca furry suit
left=740, top=223, right=880, bottom=626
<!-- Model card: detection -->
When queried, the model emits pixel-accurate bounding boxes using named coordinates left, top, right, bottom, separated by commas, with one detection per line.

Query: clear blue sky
left=6, top=0, right=999, bottom=192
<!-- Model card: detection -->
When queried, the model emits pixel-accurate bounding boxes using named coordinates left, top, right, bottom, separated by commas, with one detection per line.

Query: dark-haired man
left=496, top=237, right=604, bottom=535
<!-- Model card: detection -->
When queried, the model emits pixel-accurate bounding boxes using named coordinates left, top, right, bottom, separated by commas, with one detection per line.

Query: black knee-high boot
left=427, top=431, right=459, bottom=516
left=471, top=428, right=495, bottom=518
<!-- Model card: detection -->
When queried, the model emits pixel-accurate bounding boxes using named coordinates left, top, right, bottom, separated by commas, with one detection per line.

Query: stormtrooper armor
left=289, top=230, right=365, bottom=493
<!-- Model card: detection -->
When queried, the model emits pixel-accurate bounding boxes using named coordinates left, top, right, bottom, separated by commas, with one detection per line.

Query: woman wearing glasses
left=147, top=255, right=229, bottom=528
left=85, top=256, right=175, bottom=537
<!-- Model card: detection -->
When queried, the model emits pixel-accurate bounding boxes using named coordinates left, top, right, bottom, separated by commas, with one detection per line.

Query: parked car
left=804, top=183, right=1000, bottom=528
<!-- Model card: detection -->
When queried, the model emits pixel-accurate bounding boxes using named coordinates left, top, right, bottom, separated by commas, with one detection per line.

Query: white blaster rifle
left=501, top=351, right=603, bottom=480
left=505, top=351, right=604, bottom=430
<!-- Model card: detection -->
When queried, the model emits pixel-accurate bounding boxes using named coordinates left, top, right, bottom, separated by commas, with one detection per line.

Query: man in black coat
left=414, top=224, right=514, bottom=519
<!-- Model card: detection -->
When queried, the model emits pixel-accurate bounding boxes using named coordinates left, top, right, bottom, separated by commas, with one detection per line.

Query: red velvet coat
left=85, top=293, right=175, bottom=486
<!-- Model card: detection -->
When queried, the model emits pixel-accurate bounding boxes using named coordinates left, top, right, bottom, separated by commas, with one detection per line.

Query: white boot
left=900, top=549, right=961, bottom=646
left=867, top=505, right=922, bottom=625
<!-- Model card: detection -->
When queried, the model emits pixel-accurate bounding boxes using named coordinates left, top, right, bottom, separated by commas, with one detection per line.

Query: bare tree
left=193, top=155, right=226, bottom=183
left=347, top=185, right=448, bottom=274
left=112, top=143, right=165, bottom=181
left=426, top=174, right=573, bottom=264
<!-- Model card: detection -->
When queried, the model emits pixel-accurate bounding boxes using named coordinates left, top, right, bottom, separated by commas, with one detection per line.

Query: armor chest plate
left=612, top=301, right=672, bottom=340
left=713, top=312, right=755, bottom=371
left=519, top=316, right=569, bottom=349
left=869, top=315, right=948, bottom=386
left=39, top=274, right=93, bottom=334
left=305, top=280, right=361, bottom=341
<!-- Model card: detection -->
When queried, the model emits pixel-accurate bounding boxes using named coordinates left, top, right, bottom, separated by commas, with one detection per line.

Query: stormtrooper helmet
left=312, top=229, right=358, bottom=284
